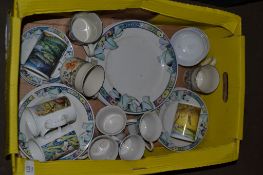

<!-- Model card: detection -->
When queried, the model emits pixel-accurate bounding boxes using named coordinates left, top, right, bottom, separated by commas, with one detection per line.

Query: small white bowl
left=96, top=106, right=127, bottom=135
left=88, top=135, right=119, bottom=160
left=170, top=27, right=210, bottom=67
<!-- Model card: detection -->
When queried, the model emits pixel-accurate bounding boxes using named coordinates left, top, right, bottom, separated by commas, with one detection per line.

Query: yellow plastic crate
left=6, top=0, right=245, bottom=174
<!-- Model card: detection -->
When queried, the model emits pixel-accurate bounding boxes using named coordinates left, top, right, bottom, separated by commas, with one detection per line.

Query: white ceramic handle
left=209, top=57, right=217, bottom=66
left=84, top=44, right=96, bottom=57
left=45, top=115, right=68, bottom=129
left=77, top=151, right=89, bottom=160
left=92, top=92, right=99, bottom=99
left=145, top=141, right=154, bottom=152
left=111, top=135, right=122, bottom=144
left=200, top=56, right=216, bottom=66
left=126, top=118, right=138, bottom=125
left=114, top=132, right=126, bottom=141
left=127, top=119, right=139, bottom=135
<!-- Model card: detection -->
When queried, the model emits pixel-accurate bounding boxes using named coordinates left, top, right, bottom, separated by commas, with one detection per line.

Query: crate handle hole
left=223, top=72, right=228, bottom=102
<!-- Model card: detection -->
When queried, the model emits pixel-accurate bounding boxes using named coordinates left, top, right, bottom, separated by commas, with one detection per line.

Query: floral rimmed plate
left=20, top=26, right=74, bottom=86
left=18, top=83, right=94, bottom=160
left=158, top=88, right=208, bottom=151
left=93, top=20, right=178, bottom=114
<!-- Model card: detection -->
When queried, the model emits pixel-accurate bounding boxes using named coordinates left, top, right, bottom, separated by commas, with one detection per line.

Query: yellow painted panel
left=14, top=142, right=239, bottom=175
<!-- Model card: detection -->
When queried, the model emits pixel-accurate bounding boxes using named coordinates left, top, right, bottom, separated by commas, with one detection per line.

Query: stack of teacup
left=88, top=106, right=162, bottom=160
left=61, top=12, right=105, bottom=98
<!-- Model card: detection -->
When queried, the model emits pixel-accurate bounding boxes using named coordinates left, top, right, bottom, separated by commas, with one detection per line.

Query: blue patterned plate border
left=18, top=83, right=94, bottom=160
left=20, top=26, right=74, bottom=86
left=94, top=20, right=178, bottom=114
left=158, top=88, right=208, bottom=151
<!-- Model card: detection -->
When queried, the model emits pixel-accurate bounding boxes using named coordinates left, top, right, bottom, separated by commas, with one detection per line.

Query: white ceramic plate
left=18, top=83, right=95, bottom=160
left=20, top=26, right=74, bottom=86
left=170, top=27, right=209, bottom=67
left=158, top=87, right=208, bottom=151
left=93, top=20, right=178, bottom=114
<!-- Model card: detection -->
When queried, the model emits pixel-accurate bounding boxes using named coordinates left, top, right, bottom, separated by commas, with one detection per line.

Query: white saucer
left=158, top=87, right=208, bottom=151
left=170, top=27, right=209, bottom=67
left=18, top=83, right=95, bottom=160
left=93, top=20, right=178, bottom=114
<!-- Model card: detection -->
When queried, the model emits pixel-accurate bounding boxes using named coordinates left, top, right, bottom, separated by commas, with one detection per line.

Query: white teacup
left=82, top=64, right=105, bottom=98
left=24, top=96, right=77, bottom=137
left=127, top=111, right=162, bottom=151
left=28, top=125, right=80, bottom=162
left=118, top=135, right=145, bottom=160
left=88, top=135, right=119, bottom=160
left=96, top=106, right=127, bottom=135
left=69, top=12, right=102, bottom=44
left=184, top=64, right=220, bottom=94
left=60, top=57, right=105, bottom=98
left=69, top=12, right=102, bottom=57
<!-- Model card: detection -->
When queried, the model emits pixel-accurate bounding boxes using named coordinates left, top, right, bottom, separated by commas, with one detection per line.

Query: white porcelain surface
left=126, top=112, right=162, bottom=151
left=104, top=31, right=169, bottom=100
left=171, top=27, right=209, bottom=66
left=96, top=106, right=127, bottom=135
left=70, top=13, right=102, bottom=44
left=74, top=63, right=95, bottom=93
left=28, top=140, right=46, bottom=162
left=94, top=20, right=178, bottom=114
left=119, top=135, right=145, bottom=160
left=195, top=65, right=219, bottom=93
left=127, top=119, right=139, bottom=135
left=140, top=111, right=162, bottom=142
left=83, top=65, right=105, bottom=97
left=24, top=97, right=77, bottom=137
left=88, top=135, right=118, bottom=160
left=19, top=83, right=95, bottom=160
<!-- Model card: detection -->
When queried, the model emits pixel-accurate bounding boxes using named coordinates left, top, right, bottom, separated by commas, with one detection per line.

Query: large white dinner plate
left=93, top=20, right=178, bottom=114
left=18, top=83, right=95, bottom=160
left=158, top=88, right=208, bottom=151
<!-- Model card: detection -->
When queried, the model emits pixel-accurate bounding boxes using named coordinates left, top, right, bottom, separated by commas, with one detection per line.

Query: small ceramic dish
left=170, top=27, right=210, bottom=67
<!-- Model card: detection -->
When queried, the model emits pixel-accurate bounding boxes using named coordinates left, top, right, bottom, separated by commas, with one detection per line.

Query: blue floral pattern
left=42, top=131, right=80, bottom=161
left=94, top=20, right=178, bottom=114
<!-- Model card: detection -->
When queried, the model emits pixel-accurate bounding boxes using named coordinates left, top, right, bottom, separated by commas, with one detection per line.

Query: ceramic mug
left=184, top=64, right=220, bottom=94
left=68, top=12, right=102, bottom=56
left=60, top=57, right=105, bottom=97
left=23, top=30, right=68, bottom=80
left=24, top=96, right=77, bottom=137
left=96, top=106, right=127, bottom=135
left=127, top=111, right=162, bottom=151
left=88, top=135, right=119, bottom=160
left=170, top=102, right=201, bottom=142
left=28, top=125, right=80, bottom=161
left=118, top=135, right=145, bottom=160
